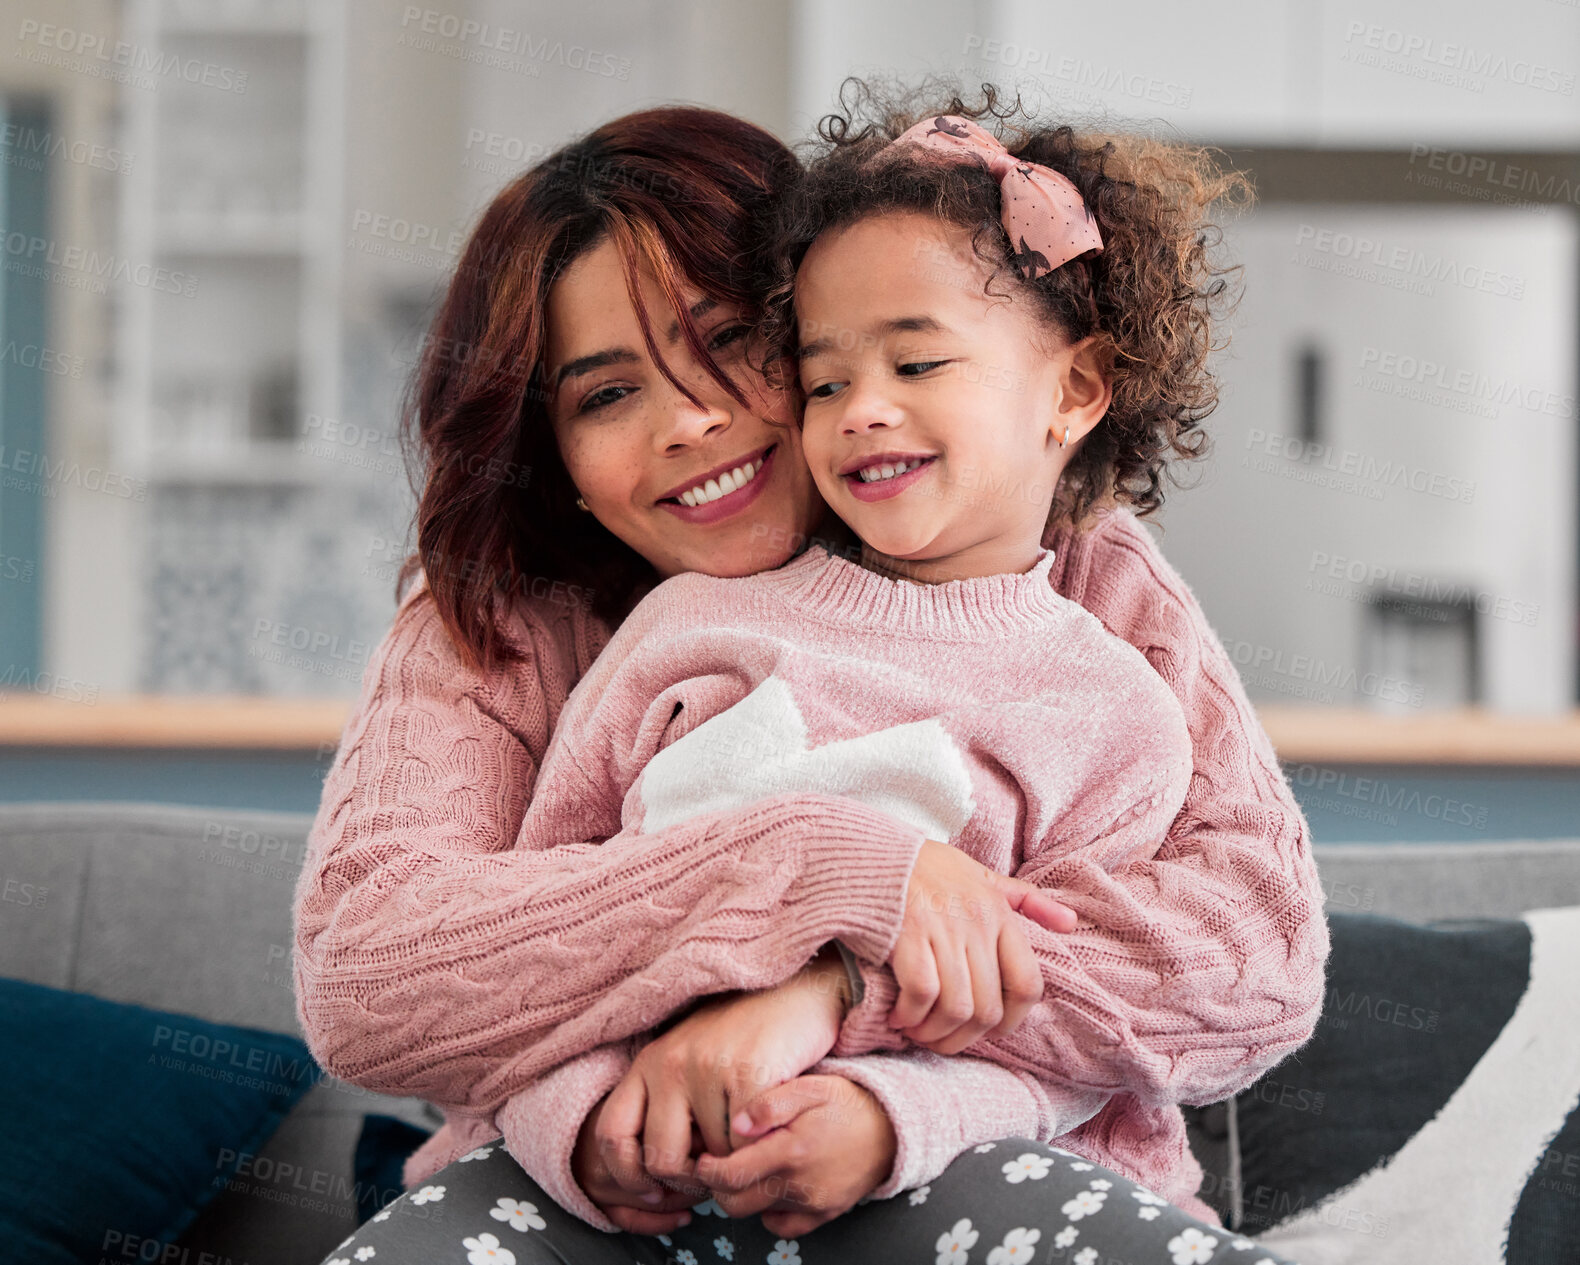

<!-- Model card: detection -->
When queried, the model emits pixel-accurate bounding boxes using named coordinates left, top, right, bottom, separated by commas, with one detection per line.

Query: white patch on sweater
left=637, top=674, right=977, bottom=842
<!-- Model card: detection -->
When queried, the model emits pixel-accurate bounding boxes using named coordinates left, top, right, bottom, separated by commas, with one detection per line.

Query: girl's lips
left=657, top=443, right=778, bottom=524
left=844, top=455, right=937, bottom=503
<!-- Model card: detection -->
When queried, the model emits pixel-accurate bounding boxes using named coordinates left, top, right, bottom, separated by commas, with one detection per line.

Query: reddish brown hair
left=397, top=107, right=801, bottom=670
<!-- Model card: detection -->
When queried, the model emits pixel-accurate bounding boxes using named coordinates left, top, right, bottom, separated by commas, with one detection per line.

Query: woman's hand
left=893, top=838, right=1079, bottom=1055
left=571, top=1087, right=706, bottom=1235
left=692, top=1072, right=896, bottom=1238
left=578, top=944, right=854, bottom=1223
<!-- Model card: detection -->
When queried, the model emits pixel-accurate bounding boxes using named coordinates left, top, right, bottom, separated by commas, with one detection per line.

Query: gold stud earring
left=575, top=495, right=590, bottom=511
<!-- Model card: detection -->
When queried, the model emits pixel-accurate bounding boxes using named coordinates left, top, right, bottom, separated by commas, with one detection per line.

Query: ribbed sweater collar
left=754, top=543, right=1064, bottom=639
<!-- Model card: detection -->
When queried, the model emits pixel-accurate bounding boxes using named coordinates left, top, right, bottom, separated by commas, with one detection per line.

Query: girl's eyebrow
left=799, top=314, right=950, bottom=360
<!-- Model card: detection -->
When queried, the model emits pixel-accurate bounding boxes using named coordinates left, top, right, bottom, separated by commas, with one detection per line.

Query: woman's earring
left=575, top=495, right=590, bottom=511
left=1058, top=425, right=1071, bottom=449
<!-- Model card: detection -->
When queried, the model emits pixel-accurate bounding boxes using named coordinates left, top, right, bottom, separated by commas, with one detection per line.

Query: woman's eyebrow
left=799, top=315, right=949, bottom=360
left=553, top=300, right=721, bottom=388
left=554, top=348, right=642, bottom=388
left=666, top=297, right=718, bottom=342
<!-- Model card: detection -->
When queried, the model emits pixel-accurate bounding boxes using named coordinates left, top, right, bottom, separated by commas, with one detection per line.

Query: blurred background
left=0, top=0, right=1576, bottom=839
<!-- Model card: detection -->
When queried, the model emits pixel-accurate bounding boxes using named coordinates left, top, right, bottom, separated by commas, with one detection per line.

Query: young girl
left=492, top=88, right=1285, bottom=1247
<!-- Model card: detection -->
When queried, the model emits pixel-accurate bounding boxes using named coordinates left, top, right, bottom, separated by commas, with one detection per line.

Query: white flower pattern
left=934, top=1217, right=979, bottom=1265
left=766, top=1241, right=801, bottom=1265
left=410, top=1185, right=444, bottom=1205
left=354, top=1250, right=375, bottom=1262
left=986, top=1226, right=1041, bottom=1264
left=1167, top=1228, right=1219, bottom=1264
left=908, top=1185, right=931, bottom=1205
left=459, top=1146, right=495, bottom=1162
left=1061, top=1188, right=1107, bottom=1220
left=1001, top=1153, right=1053, bottom=1183
left=490, top=1197, right=547, bottom=1231
left=712, top=1235, right=734, bottom=1258
left=463, top=1233, right=515, bottom=1265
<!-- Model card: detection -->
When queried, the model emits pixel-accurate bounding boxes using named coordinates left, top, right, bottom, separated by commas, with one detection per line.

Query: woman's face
left=544, top=237, right=824, bottom=580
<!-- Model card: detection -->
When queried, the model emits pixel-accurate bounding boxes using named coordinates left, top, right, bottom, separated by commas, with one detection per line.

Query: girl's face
left=545, top=236, right=824, bottom=580
left=794, top=210, right=1111, bottom=582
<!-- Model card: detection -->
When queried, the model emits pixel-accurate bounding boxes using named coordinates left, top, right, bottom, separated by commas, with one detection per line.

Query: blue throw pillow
left=0, top=976, right=318, bottom=1264
left=352, top=1115, right=433, bottom=1225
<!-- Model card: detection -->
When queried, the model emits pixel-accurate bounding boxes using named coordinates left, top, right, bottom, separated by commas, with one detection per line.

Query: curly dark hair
left=762, top=78, right=1256, bottom=530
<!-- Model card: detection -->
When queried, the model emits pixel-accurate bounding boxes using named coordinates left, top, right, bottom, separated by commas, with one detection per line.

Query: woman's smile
left=657, top=441, right=780, bottom=523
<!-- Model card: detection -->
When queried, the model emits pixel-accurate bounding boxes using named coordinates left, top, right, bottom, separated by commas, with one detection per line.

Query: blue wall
left=1, top=749, right=1576, bottom=841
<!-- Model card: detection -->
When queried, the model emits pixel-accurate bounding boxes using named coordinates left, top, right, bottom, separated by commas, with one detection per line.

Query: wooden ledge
left=1256, top=705, right=1580, bottom=767
left=0, top=695, right=351, bottom=750
left=2, top=696, right=1579, bottom=765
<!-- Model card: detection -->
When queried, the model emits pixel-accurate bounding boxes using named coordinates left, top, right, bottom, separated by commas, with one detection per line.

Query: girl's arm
left=292, top=577, right=925, bottom=1118
left=828, top=512, right=1332, bottom=1110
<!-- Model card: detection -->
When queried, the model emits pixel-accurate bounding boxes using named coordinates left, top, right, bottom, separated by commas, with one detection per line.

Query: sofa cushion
left=1234, top=906, right=1580, bottom=1263
left=0, top=977, right=316, bottom=1264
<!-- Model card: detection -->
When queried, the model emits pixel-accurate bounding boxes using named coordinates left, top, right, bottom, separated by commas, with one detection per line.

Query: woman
left=295, top=100, right=1327, bottom=1264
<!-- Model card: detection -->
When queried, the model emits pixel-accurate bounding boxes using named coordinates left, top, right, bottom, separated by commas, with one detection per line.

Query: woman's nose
left=657, top=380, right=736, bottom=449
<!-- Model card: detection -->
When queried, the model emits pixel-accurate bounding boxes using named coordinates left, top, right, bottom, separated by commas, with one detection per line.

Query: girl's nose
left=839, top=378, right=905, bottom=434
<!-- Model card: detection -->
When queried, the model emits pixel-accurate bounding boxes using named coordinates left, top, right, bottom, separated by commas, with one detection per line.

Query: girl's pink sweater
left=292, top=509, right=1331, bottom=1230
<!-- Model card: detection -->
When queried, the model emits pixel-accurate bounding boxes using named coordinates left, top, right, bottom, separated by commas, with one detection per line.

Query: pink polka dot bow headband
left=889, top=114, right=1103, bottom=279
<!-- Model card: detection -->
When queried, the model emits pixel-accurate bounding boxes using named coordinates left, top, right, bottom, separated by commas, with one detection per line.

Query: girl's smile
left=843, top=452, right=939, bottom=502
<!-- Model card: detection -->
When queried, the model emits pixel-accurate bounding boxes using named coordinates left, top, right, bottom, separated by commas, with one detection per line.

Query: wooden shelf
left=1256, top=705, right=1580, bottom=767
left=0, top=695, right=350, bottom=750
left=2, top=698, right=1579, bottom=765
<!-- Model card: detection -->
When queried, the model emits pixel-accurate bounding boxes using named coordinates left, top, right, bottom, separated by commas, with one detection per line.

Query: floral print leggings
left=317, top=1136, right=1301, bottom=1265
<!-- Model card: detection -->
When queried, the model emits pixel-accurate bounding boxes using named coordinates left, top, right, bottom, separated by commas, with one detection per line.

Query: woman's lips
left=657, top=443, right=778, bottom=524
left=844, top=455, right=937, bottom=503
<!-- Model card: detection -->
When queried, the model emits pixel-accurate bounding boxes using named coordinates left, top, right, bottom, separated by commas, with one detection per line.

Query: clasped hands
left=569, top=839, right=1079, bottom=1239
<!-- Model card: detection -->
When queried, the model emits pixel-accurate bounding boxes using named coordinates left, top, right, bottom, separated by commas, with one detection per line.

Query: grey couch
left=4, top=800, right=1580, bottom=1264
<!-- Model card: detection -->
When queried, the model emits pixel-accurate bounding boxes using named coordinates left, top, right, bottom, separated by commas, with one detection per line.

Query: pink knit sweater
left=292, top=509, right=1330, bottom=1230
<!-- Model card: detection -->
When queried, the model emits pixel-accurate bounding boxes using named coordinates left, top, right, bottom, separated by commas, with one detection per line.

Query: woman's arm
left=829, top=511, right=1332, bottom=1109
left=291, top=576, right=926, bottom=1116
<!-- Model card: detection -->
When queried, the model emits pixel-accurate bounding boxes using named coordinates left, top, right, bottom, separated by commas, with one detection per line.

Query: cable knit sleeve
left=291, top=575, right=926, bottom=1118
left=831, top=511, right=1331, bottom=1111
left=816, top=1051, right=1110, bottom=1202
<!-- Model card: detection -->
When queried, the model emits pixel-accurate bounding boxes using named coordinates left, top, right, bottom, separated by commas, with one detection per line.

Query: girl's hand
left=588, top=945, right=854, bottom=1199
left=692, top=1073, right=896, bottom=1238
left=893, top=839, right=1079, bottom=1055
